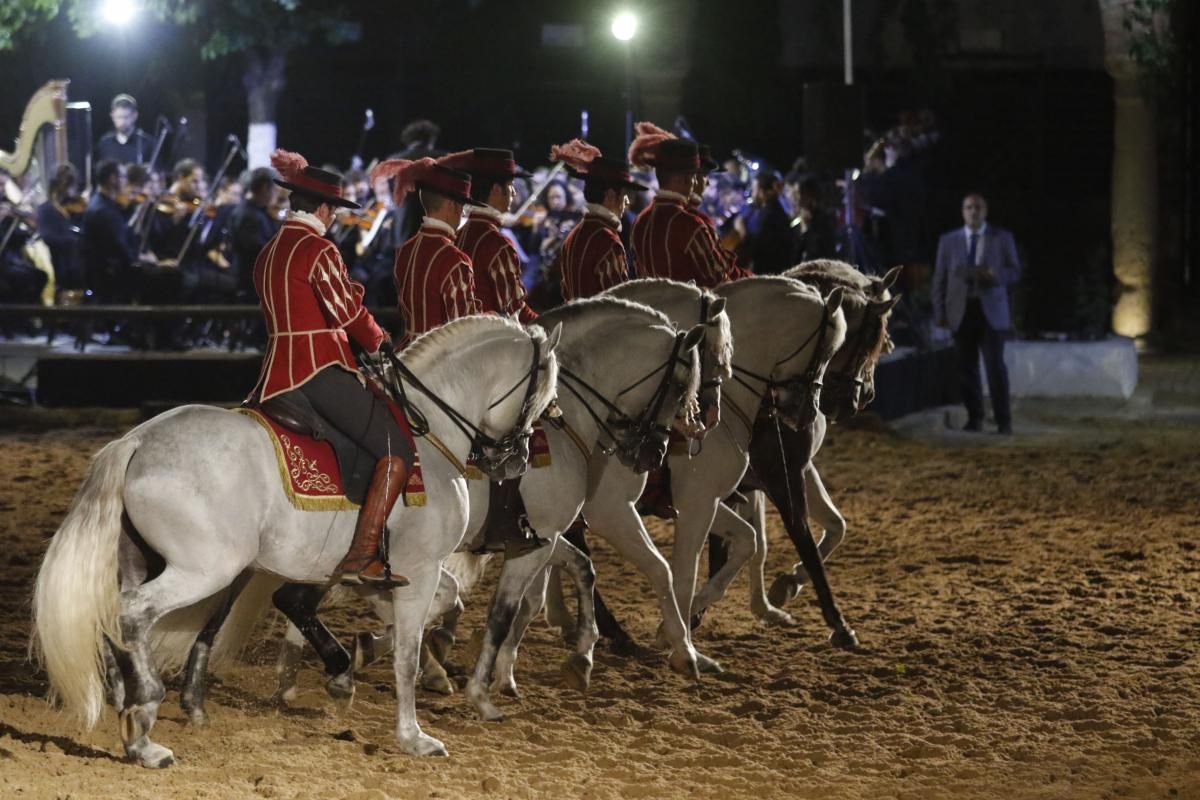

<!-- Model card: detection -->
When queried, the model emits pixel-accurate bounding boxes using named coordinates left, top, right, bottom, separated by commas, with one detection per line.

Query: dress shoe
left=962, top=420, right=983, bottom=433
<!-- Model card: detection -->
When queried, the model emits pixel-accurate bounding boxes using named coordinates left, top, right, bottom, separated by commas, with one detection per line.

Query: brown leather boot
left=336, top=455, right=410, bottom=588
left=636, top=464, right=677, bottom=520
left=479, top=478, right=547, bottom=555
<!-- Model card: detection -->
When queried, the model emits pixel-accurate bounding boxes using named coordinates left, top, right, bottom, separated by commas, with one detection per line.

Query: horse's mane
left=537, top=294, right=675, bottom=333
left=402, top=314, right=530, bottom=370
left=786, top=260, right=875, bottom=298
left=538, top=295, right=701, bottom=423
left=722, top=273, right=823, bottom=302
left=608, top=278, right=733, bottom=378
left=402, top=315, right=557, bottom=430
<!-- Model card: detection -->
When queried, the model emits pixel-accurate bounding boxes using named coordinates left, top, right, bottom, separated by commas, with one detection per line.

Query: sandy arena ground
left=1, top=394, right=1198, bottom=799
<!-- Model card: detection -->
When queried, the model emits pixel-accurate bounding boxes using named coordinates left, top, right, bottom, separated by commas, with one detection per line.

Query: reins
left=727, top=300, right=831, bottom=405
left=553, top=329, right=690, bottom=458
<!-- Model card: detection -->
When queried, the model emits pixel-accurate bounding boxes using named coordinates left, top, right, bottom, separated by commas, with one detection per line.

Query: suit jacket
left=932, top=225, right=1022, bottom=331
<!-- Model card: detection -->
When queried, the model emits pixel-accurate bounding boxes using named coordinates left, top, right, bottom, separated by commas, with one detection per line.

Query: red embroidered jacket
left=630, top=190, right=750, bottom=287
left=456, top=208, right=537, bottom=322
left=560, top=206, right=628, bottom=301
left=251, top=215, right=386, bottom=402
left=394, top=218, right=481, bottom=347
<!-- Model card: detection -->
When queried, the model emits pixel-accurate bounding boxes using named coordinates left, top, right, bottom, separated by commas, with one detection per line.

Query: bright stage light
left=611, top=11, right=638, bottom=42
left=101, top=0, right=139, bottom=27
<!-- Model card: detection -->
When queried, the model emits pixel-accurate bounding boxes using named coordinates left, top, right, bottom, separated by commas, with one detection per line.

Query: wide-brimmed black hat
left=566, top=155, right=649, bottom=192
left=653, top=139, right=703, bottom=174
left=274, top=165, right=359, bottom=209
left=698, top=144, right=724, bottom=174
left=415, top=164, right=487, bottom=207
left=441, top=148, right=533, bottom=181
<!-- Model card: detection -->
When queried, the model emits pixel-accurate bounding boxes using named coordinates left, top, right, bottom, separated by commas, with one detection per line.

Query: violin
left=61, top=195, right=88, bottom=215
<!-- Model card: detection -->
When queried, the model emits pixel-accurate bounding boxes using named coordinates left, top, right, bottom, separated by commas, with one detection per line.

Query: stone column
left=1099, top=0, right=1157, bottom=339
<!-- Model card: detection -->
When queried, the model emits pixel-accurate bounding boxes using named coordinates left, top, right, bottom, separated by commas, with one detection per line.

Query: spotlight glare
left=101, top=0, right=139, bottom=27
left=611, top=11, right=638, bottom=42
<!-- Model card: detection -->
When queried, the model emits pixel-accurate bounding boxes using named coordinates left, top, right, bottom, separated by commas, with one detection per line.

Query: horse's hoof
left=767, top=574, right=802, bottom=608
left=694, top=651, right=724, bottom=674
left=689, top=611, right=706, bottom=631
left=497, top=681, right=520, bottom=699
left=561, top=653, right=593, bottom=693
left=326, top=672, right=356, bottom=711
left=421, top=670, right=455, bottom=696
left=830, top=626, right=860, bottom=649
left=272, top=685, right=298, bottom=709
left=399, top=732, right=448, bottom=758
left=668, top=649, right=700, bottom=681
left=130, top=741, right=175, bottom=769
left=428, top=627, right=455, bottom=665
left=185, top=707, right=209, bottom=727
left=753, top=605, right=795, bottom=627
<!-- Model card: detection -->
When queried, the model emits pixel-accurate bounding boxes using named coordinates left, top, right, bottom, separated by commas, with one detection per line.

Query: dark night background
left=2, top=1, right=1193, bottom=337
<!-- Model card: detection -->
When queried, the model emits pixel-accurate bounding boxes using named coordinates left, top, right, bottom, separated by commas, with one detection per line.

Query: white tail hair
left=31, top=435, right=140, bottom=729
left=443, top=551, right=493, bottom=599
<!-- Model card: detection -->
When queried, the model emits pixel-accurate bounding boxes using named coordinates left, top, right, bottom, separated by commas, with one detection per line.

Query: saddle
left=259, top=392, right=374, bottom=505
left=241, top=389, right=425, bottom=510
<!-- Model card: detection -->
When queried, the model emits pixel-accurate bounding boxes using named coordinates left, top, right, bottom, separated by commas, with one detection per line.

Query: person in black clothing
left=791, top=176, right=838, bottom=263
left=230, top=167, right=279, bottom=300
left=35, top=163, right=85, bottom=293
left=735, top=169, right=794, bottom=274
left=95, top=94, right=156, bottom=167
left=84, top=160, right=182, bottom=306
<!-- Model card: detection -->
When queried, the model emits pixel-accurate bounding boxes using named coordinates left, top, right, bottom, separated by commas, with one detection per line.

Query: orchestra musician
left=229, top=167, right=279, bottom=301
left=95, top=94, right=155, bottom=167
left=34, top=163, right=85, bottom=295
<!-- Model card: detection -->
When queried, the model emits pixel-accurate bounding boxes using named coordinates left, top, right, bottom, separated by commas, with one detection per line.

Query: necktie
left=967, top=232, right=979, bottom=265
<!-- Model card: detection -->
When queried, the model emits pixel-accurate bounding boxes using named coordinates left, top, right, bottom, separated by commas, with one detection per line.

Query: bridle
left=727, top=301, right=831, bottom=429
left=370, top=337, right=545, bottom=475
left=550, top=329, right=692, bottom=466
left=823, top=304, right=880, bottom=414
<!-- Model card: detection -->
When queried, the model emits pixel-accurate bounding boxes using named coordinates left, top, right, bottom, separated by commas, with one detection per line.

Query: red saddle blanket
left=237, top=407, right=427, bottom=511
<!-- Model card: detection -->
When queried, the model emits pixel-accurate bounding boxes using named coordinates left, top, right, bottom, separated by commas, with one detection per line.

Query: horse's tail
left=443, top=551, right=493, bottom=600
left=31, top=434, right=141, bottom=729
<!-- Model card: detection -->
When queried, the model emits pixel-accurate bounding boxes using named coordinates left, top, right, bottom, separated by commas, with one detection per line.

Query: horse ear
left=707, top=297, right=727, bottom=321
left=876, top=266, right=903, bottom=294
left=825, top=286, right=845, bottom=316
left=682, top=323, right=707, bottom=352
left=544, top=323, right=563, bottom=354
left=872, top=294, right=902, bottom=314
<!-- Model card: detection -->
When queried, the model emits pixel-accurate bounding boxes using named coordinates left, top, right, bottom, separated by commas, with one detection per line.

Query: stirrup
left=336, top=559, right=409, bottom=589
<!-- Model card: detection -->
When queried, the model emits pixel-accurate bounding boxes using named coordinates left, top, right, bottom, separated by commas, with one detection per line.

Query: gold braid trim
left=236, top=408, right=360, bottom=512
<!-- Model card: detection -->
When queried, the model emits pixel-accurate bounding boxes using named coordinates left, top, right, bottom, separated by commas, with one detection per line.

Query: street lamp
left=100, top=0, right=140, bottom=27
left=611, top=11, right=638, bottom=155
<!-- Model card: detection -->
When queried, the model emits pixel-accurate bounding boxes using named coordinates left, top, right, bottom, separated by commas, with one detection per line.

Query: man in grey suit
left=932, top=193, right=1022, bottom=434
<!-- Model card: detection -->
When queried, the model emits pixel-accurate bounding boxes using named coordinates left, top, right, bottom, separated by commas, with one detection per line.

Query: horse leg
left=465, top=547, right=555, bottom=721
left=274, top=620, right=307, bottom=707
left=180, top=571, right=251, bottom=726
left=562, top=522, right=639, bottom=654
left=667, top=495, right=724, bottom=673
left=583, top=500, right=698, bottom=678
left=389, top=565, right=447, bottom=757
left=271, top=583, right=355, bottom=709
left=771, top=462, right=848, bottom=603
left=762, top=460, right=858, bottom=649
left=543, top=565, right=575, bottom=637
left=550, top=537, right=599, bottom=692
left=691, top=502, right=765, bottom=624
left=113, top=566, right=233, bottom=768
left=493, top=568, right=550, bottom=698
left=741, top=491, right=793, bottom=624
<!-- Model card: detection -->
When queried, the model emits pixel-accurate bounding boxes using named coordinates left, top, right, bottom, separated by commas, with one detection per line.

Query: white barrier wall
left=984, top=337, right=1138, bottom=399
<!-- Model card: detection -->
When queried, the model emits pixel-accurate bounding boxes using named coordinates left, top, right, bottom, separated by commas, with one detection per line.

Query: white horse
left=32, top=316, right=560, bottom=766
left=496, top=276, right=846, bottom=682
left=175, top=296, right=721, bottom=724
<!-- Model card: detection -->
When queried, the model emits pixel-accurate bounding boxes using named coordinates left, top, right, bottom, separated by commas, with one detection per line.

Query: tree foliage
left=1, top=0, right=360, bottom=59
left=1122, top=0, right=1183, bottom=106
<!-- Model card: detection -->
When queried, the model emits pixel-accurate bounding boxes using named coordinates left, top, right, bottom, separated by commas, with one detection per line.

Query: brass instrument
left=0, top=80, right=69, bottom=207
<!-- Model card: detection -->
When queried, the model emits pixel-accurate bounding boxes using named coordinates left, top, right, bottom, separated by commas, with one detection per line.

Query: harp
left=0, top=80, right=70, bottom=206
